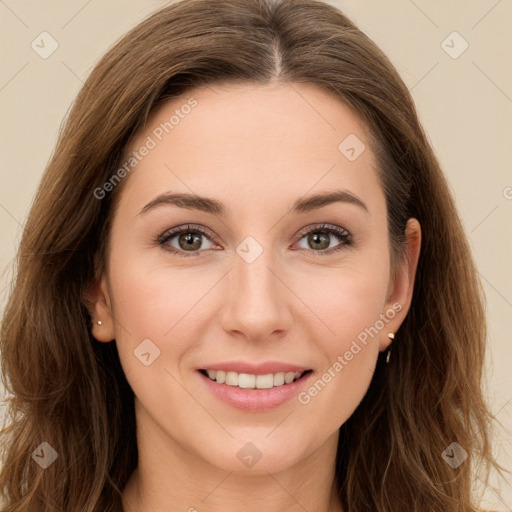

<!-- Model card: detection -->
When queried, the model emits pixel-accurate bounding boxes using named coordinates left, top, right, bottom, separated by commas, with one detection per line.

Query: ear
left=83, top=269, right=116, bottom=343
left=379, top=218, right=421, bottom=351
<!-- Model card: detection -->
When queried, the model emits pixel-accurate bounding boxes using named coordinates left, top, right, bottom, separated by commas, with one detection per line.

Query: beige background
left=0, top=0, right=511, bottom=509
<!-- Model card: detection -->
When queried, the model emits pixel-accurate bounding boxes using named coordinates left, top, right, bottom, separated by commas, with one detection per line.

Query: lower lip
left=197, top=370, right=314, bottom=412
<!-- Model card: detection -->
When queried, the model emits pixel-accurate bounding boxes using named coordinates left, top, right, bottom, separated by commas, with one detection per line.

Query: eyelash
left=296, top=224, right=353, bottom=255
left=157, top=223, right=353, bottom=258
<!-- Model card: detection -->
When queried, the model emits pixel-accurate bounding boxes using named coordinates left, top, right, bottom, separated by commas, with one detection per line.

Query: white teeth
left=284, top=372, right=295, bottom=384
left=225, top=371, right=238, bottom=386
left=256, top=374, right=274, bottom=389
left=238, top=373, right=256, bottom=389
left=203, top=369, right=307, bottom=388
left=273, top=372, right=285, bottom=386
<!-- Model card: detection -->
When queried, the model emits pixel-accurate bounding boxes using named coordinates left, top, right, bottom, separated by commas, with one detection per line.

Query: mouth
left=197, top=364, right=315, bottom=412
left=198, top=368, right=313, bottom=389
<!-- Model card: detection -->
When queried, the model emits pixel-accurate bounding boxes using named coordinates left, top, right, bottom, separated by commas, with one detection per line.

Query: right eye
left=158, top=224, right=218, bottom=257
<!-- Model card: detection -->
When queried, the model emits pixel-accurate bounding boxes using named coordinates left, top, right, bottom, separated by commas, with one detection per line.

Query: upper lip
left=198, top=361, right=311, bottom=375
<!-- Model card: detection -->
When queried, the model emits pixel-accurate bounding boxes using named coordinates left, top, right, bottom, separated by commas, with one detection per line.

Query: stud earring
left=97, top=320, right=102, bottom=326
left=386, top=332, right=395, bottom=364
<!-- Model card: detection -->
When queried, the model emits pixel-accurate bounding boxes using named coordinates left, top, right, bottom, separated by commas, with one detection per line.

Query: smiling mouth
left=198, top=369, right=313, bottom=389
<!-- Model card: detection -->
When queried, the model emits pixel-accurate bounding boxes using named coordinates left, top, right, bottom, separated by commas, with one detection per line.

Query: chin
left=192, top=429, right=318, bottom=475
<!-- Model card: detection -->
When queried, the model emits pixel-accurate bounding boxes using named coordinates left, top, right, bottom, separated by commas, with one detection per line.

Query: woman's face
left=92, top=81, right=420, bottom=475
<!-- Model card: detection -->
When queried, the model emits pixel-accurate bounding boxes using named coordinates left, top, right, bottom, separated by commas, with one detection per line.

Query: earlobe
left=385, top=332, right=395, bottom=363
left=83, top=275, right=116, bottom=343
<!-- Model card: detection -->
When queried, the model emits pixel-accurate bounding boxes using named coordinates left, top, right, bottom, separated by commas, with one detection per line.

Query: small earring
left=386, top=332, right=395, bottom=364
left=97, top=320, right=102, bottom=326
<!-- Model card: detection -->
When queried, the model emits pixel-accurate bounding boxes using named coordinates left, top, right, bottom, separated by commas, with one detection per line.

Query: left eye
left=295, top=224, right=352, bottom=253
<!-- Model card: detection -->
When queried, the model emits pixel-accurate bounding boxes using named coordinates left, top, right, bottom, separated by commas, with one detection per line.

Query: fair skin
left=88, top=81, right=421, bottom=512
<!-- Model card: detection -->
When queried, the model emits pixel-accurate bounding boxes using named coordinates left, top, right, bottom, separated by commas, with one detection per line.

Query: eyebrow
left=139, top=189, right=369, bottom=216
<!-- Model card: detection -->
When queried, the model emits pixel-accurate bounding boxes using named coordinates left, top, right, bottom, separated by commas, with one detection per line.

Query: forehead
left=118, top=81, right=383, bottom=218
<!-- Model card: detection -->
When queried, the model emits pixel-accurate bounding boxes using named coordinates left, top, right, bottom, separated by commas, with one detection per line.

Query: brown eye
left=176, top=231, right=203, bottom=251
left=295, top=224, right=352, bottom=255
left=158, top=225, right=216, bottom=257
left=306, top=231, right=331, bottom=250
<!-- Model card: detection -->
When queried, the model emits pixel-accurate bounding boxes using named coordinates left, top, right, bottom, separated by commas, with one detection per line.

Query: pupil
left=310, top=231, right=329, bottom=249
left=181, top=232, right=201, bottom=250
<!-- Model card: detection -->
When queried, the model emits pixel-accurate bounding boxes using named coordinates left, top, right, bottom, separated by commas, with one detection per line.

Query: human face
left=93, top=81, right=417, bottom=476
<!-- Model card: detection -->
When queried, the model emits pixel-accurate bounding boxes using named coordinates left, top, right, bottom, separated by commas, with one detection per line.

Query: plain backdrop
left=0, top=0, right=511, bottom=509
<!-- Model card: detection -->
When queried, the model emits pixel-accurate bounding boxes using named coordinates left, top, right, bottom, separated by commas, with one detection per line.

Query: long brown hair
left=0, top=0, right=506, bottom=510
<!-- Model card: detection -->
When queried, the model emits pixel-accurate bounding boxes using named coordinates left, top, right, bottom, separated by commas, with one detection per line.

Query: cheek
left=106, top=256, right=214, bottom=435
left=108, top=229, right=214, bottom=329
left=291, top=257, right=390, bottom=423
left=294, top=255, right=390, bottom=348
left=106, top=245, right=213, bottom=377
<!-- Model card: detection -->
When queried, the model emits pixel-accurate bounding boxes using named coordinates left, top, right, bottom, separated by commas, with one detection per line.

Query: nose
left=220, top=245, right=294, bottom=343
